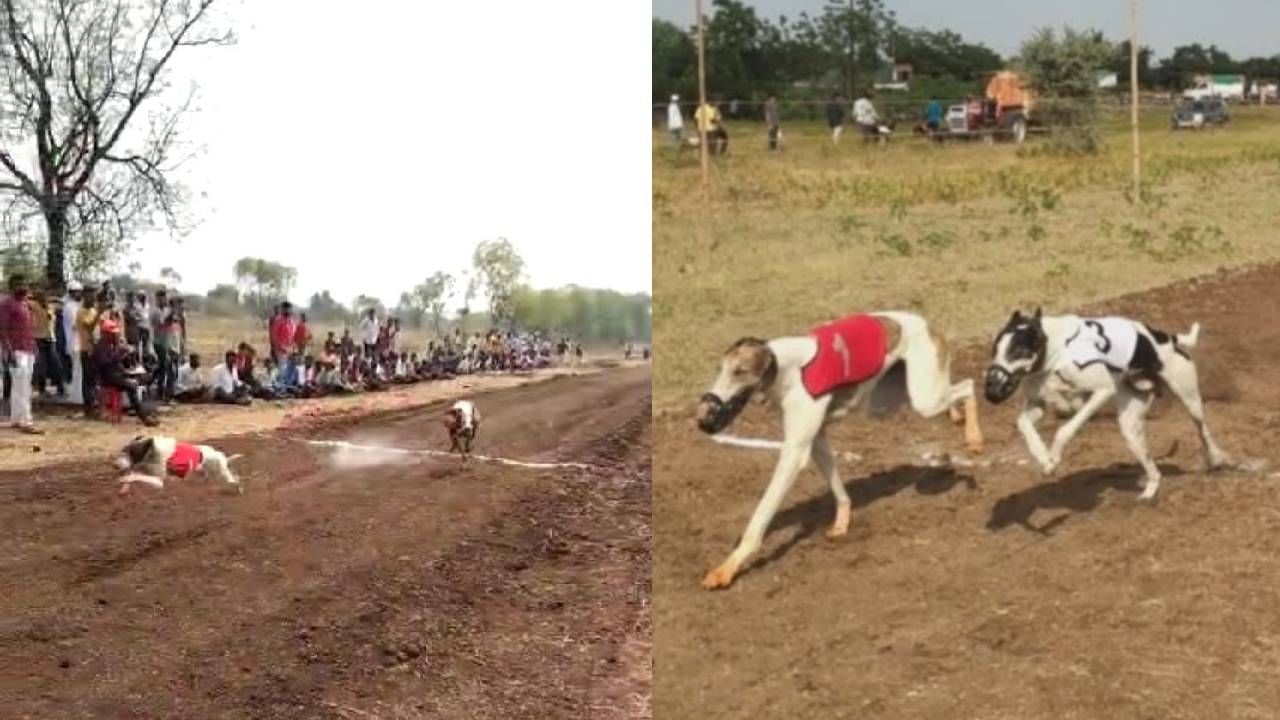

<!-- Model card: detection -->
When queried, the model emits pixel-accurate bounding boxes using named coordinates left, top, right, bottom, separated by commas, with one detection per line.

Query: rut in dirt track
left=0, top=366, right=651, bottom=720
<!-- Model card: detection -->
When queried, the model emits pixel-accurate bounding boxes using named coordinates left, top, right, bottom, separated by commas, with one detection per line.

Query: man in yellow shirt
left=694, top=101, right=728, bottom=155
left=75, top=293, right=100, bottom=416
left=28, top=289, right=64, bottom=397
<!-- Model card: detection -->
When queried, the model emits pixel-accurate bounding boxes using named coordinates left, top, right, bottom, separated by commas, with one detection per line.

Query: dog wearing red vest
left=114, top=435, right=242, bottom=496
left=694, top=311, right=984, bottom=589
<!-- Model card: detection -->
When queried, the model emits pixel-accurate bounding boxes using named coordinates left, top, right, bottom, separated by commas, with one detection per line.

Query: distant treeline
left=654, top=0, right=1280, bottom=107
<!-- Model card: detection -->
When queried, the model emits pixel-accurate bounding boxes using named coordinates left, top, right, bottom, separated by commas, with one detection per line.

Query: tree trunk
left=44, top=208, right=67, bottom=290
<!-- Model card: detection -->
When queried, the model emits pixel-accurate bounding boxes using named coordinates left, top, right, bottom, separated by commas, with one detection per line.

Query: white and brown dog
left=696, top=311, right=983, bottom=589
left=443, top=400, right=481, bottom=459
left=114, top=435, right=242, bottom=495
left=985, top=308, right=1230, bottom=502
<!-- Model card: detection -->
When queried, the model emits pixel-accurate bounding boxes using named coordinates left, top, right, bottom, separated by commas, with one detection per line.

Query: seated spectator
left=173, top=353, right=209, bottom=403
left=91, top=320, right=158, bottom=426
left=211, top=351, right=251, bottom=405
left=272, top=353, right=305, bottom=397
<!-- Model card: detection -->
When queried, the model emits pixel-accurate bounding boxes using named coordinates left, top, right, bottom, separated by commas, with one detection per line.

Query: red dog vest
left=800, top=314, right=888, bottom=398
left=165, top=443, right=204, bottom=478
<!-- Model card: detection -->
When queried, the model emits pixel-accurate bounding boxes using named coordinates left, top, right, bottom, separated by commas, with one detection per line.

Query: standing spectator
left=924, top=98, right=944, bottom=133
left=162, top=297, right=186, bottom=401
left=60, top=282, right=82, bottom=392
left=0, top=274, right=42, bottom=434
left=124, top=292, right=145, bottom=358
left=667, top=94, right=684, bottom=148
left=339, top=328, right=356, bottom=357
left=150, top=289, right=172, bottom=401
left=357, top=308, right=379, bottom=359
left=29, top=288, right=64, bottom=397
left=323, top=330, right=338, bottom=355
left=294, top=312, right=312, bottom=355
left=695, top=100, right=728, bottom=155
left=764, top=95, right=781, bottom=151
left=270, top=301, right=297, bottom=365
left=135, top=292, right=153, bottom=357
left=826, top=95, right=845, bottom=144
left=76, top=292, right=100, bottom=417
left=388, top=317, right=402, bottom=356
left=854, top=90, right=881, bottom=142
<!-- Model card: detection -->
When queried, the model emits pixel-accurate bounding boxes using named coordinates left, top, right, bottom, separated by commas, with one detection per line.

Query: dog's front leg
left=703, top=441, right=810, bottom=590
left=1016, top=400, right=1052, bottom=470
left=1044, top=388, right=1115, bottom=475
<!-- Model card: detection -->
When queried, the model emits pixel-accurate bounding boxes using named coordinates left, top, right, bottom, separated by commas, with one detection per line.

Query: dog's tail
left=1176, top=322, right=1201, bottom=350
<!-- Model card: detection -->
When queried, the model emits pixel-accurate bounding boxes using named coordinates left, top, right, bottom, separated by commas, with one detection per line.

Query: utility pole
left=1130, top=0, right=1141, bottom=199
left=695, top=0, right=709, bottom=194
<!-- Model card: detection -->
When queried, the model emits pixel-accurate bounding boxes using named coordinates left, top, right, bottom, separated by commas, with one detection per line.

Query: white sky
left=127, top=0, right=651, bottom=309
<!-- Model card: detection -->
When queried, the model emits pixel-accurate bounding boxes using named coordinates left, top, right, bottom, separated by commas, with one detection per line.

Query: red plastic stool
left=98, top=387, right=124, bottom=423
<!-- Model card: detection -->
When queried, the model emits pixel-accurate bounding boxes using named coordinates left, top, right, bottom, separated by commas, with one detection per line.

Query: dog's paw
left=702, top=563, right=737, bottom=590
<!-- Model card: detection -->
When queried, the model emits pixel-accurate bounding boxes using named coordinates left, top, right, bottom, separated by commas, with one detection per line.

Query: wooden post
left=695, top=0, right=709, bottom=194
left=1129, top=0, right=1141, bottom=199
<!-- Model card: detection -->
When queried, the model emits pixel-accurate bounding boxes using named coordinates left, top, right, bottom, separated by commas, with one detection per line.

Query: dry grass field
left=653, top=105, right=1280, bottom=410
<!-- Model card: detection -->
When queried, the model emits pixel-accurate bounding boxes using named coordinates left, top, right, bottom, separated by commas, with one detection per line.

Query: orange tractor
left=935, top=71, right=1034, bottom=144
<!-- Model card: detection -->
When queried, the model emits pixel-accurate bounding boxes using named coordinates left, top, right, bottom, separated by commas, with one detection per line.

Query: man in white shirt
left=357, top=308, right=379, bottom=359
left=173, top=353, right=209, bottom=402
left=210, top=350, right=251, bottom=405
left=60, top=282, right=83, bottom=404
left=853, top=92, right=881, bottom=142
left=667, top=94, right=684, bottom=148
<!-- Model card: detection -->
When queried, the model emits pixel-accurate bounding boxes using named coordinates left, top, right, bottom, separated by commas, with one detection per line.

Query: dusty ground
left=654, top=263, right=1280, bottom=719
left=0, top=365, right=651, bottom=719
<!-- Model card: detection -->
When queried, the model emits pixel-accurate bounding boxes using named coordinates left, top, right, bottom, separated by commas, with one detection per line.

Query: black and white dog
left=985, top=309, right=1230, bottom=502
left=443, top=400, right=481, bottom=459
left=114, top=435, right=242, bottom=495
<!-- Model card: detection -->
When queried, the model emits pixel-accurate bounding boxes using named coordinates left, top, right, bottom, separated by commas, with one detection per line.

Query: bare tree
left=0, top=0, right=231, bottom=289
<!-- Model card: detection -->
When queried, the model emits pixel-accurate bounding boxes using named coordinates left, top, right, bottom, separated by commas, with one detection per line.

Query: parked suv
left=1171, top=97, right=1229, bottom=130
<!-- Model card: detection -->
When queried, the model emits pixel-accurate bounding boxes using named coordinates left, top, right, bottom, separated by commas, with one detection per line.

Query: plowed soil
left=654, top=264, right=1280, bottom=720
left=1, top=366, right=652, bottom=720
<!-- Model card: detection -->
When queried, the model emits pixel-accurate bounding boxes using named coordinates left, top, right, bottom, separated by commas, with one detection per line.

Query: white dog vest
left=1064, top=317, right=1139, bottom=372
left=452, top=400, right=475, bottom=429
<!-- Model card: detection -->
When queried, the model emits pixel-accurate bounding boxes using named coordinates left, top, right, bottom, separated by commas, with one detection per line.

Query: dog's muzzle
left=984, top=365, right=1019, bottom=404
left=697, top=391, right=750, bottom=434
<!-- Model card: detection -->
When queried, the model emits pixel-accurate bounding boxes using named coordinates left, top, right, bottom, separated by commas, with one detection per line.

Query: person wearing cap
left=60, top=281, right=83, bottom=401
left=91, top=317, right=158, bottom=426
left=0, top=274, right=43, bottom=434
left=667, top=94, right=684, bottom=148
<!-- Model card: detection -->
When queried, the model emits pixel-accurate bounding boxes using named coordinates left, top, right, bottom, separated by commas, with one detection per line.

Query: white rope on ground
left=305, top=439, right=599, bottom=471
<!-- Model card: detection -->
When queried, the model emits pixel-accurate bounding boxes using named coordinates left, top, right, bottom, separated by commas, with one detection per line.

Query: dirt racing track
left=655, top=263, right=1280, bottom=720
left=0, top=366, right=651, bottom=719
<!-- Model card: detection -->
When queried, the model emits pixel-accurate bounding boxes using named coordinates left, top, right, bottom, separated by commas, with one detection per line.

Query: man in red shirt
left=0, top=274, right=43, bottom=434
left=269, top=301, right=297, bottom=365
left=293, top=311, right=311, bottom=355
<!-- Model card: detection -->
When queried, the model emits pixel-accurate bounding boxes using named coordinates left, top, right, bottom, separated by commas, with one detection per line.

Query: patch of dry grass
left=653, top=106, right=1280, bottom=410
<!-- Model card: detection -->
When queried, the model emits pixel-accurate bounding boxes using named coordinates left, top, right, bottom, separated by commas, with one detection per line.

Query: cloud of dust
left=321, top=433, right=422, bottom=471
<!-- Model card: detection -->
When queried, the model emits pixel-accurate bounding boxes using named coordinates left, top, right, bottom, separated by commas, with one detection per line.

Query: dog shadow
left=743, top=464, right=975, bottom=577
left=987, top=462, right=1188, bottom=535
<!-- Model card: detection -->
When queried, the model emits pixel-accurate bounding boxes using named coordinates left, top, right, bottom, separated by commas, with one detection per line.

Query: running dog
left=444, top=400, right=481, bottom=459
left=695, top=311, right=983, bottom=590
left=114, top=435, right=242, bottom=495
left=984, top=308, right=1230, bottom=502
